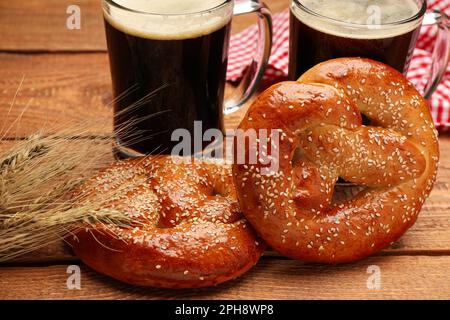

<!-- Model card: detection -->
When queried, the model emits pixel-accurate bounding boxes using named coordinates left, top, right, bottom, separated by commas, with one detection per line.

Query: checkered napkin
left=227, top=0, right=450, bottom=129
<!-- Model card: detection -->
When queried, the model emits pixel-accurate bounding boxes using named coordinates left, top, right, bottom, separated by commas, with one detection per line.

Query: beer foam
left=104, top=0, right=231, bottom=40
left=293, top=0, right=422, bottom=39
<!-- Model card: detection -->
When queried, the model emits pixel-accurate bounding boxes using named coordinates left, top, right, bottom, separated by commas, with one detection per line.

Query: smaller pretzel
left=68, top=156, right=264, bottom=288
left=233, top=58, right=439, bottom=263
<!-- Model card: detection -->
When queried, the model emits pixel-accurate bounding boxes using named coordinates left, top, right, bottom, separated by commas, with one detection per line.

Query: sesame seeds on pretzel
left=69, top=156, right=264, bottom=288
left=233, top=58, right=439, bottom=263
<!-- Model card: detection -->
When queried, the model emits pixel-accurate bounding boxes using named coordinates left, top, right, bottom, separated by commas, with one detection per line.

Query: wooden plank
left=1, top=255, right=449, bottom=299
left=0, top=0, right=289, bottom=52
left=0, top=53, right=113, bottom=136
left=0, top=0, right=106, bottom=52
left=2, top=243, right=77, bottom=265
left=0, top=53, right=247, bottom=138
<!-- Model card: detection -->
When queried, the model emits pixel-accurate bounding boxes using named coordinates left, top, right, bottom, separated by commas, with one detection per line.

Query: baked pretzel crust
left=233, top=58, right=439, bottom=263
left=69, top=156, right=264, bottom=288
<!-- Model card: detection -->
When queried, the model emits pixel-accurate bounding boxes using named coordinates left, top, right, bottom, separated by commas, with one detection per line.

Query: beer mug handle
left=223, top=0, right=273, bottom=115
left=422, top=10, right=450, bottom=100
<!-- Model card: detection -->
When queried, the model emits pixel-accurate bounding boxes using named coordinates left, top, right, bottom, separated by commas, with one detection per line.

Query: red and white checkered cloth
left=227, top=0, right=450, bottom=129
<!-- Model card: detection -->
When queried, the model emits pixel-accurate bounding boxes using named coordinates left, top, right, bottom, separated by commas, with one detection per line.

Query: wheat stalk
left=0, top=84, right=168, bottom=262
left=0, top=128, right=129, bottom=262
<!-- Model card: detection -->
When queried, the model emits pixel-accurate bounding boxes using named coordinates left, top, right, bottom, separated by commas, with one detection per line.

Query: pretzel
left=68, top=156, right=264, bottom=288
left=233, top=58, right=439, bottom=263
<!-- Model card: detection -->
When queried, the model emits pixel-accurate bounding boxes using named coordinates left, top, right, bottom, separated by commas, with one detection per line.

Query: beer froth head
left=293, top=0, right=423, bottom=39
left=104, top=0, right=232, bottom=40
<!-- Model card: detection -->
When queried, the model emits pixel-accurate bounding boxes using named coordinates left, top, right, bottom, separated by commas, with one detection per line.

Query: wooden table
left=1, top=0, right=450, bottom=300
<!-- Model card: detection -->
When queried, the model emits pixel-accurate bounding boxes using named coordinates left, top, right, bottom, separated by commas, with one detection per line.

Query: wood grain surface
left=0, top=0, right=106, bottom=52
left=1, top=256, right=450, bottom=299
left=1, top=0, right=450, bottom=300
left=0, top=0, right=289, bottom=52
left=0, top=53, right=246, bottom=137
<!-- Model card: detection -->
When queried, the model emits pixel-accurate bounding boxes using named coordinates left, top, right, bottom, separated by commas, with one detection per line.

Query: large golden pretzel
left=233, top=58, right=439, bottom=263
left=69, top=156, right=264, bottom=288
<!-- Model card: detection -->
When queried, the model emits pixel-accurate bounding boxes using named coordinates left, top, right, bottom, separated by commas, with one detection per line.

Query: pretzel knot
left=69, top=156, right=264, bottom=288
left=233, top=58, right=439, bottom=263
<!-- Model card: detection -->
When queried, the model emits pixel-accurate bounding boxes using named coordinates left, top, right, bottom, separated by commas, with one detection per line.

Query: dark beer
left=104, top=0, right=232, bottom=155
left=289, top=0, right=422, bottom=79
